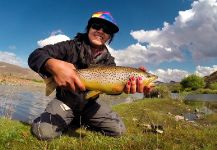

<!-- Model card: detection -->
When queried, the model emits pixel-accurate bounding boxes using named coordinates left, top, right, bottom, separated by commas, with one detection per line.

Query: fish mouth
left=150, top=76, right=158, bottom=82
left=145, top=75, right=158, bottom=86
left=153, top=75, right=158, bottom=80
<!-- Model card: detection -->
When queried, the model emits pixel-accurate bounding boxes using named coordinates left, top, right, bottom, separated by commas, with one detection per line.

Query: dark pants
left=31, top=98, right=126, bottom=140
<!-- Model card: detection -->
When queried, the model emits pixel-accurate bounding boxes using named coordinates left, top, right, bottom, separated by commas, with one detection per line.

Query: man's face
left=88, top=22, right=111, bottom=47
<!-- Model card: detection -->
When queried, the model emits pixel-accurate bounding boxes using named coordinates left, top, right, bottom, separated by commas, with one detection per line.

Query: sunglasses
left=91, top=23, right=113, bottom=34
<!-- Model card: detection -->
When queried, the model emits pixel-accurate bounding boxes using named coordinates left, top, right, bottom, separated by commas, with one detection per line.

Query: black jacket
left=28, top=33, right=116, bottom=110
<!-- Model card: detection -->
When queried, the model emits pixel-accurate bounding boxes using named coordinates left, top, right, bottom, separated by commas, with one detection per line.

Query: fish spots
left=77, top=66, right=157, bottom=94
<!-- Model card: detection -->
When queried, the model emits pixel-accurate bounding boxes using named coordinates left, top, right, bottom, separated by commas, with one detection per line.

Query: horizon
left=0, top=0, right=217, bottom=82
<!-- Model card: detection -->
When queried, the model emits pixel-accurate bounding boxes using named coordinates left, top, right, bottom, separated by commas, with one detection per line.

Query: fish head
left=142, top=72, right=158, bottom=86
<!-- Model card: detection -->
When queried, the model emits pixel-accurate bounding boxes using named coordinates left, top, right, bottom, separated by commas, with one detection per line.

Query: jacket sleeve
left=28, top=40, right=76, bottom=77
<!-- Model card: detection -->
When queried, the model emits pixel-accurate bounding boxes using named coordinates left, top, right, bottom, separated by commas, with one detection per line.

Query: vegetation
left=208, top=82, right=217, bottom=90
left=154, top=84, right=170, bottom=98
left=167, top=82, right=182, bottom=93
left=180, top=74, right=205, bottom=91
left=0, top=99, right=216, bottom=150
left=161, top=71, right=217, bottom=94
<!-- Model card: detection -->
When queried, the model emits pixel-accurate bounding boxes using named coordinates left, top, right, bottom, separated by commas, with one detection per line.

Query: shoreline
left=0, top=75, right=43, bottom=87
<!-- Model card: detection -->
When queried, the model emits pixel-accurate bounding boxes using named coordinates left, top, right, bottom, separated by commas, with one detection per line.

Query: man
left=28, top=11, right=151, bottom=140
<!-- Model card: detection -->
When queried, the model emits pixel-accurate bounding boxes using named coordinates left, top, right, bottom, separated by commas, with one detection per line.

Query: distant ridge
left=204, top=70, right=217, bottom=84
left=0, top=61, right=41, bottom=80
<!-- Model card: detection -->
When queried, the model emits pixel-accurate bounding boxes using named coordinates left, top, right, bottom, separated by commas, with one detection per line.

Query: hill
left=0, top=61, right=42, bottom=85
left=204, top=70, right=217, bottom=84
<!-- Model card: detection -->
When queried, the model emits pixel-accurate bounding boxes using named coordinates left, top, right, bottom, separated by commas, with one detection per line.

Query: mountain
left=0, top=61, right=41, bottom=80
left=204, top=71, right=217, bottom=84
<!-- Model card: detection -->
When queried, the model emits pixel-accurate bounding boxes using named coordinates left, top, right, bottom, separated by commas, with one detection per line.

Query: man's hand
left=44, top=58, right=85, bottom=92
left=123, top=66, right=153, bottom=94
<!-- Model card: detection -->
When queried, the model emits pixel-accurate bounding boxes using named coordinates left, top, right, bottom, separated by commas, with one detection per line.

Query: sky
left=1, top=0, right=217, bottom=82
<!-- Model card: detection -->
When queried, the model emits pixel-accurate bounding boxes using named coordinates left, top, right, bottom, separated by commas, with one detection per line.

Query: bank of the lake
left=0, top=99, right=217, bottom=150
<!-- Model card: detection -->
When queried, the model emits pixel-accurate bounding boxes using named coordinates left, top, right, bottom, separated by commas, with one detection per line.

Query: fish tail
left=44, top=77, right=57, bottom=96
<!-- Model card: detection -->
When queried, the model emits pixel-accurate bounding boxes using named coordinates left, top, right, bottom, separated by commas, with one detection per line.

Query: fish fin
left=85, top=91, right=101, bottom=100
left=44, top=77, right=57, bottom=96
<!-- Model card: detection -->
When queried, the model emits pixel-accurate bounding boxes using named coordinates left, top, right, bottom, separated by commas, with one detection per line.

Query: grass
left=0, top=98, right=217, bottom=150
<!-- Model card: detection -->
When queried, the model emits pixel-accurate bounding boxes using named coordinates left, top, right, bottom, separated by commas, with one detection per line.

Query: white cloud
left=50, top=29, right=64, bottom=36
left=178, top=9, right=195, bottom=24
left=0, top=51, right=23, bottom=66
left=195, top=65, right=217, bottom=76
left=108, top=44, right=149, bottom=67
left=37, top=34, right=70, bottom=47
left=152, top=68, right=189, bottom=82
left=150, top=65, right=217, bottom=83
left=108, top=42, right=183, bottom=67
left=125, top=0, right=217, bottom=65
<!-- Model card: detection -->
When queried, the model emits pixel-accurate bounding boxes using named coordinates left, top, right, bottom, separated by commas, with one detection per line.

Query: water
left=171, top=93, right=217, bottom=101
left=98, top=93, right=144, bottom=106
left=171, top=93, right=217, bottom=121
left=0, top=85, right=52, bottom=124
left=185, top=94, right=217, bottom=101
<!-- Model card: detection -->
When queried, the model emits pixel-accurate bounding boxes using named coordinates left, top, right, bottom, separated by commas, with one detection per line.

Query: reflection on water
left=183, top=100, right=217, bottom=121
left=171, top=93, right=217, bottom=102
left=0, top=85, right=52, bottom=124
left=185, top=100, right=217, bottom=113
left=185, top=94, right=217, bottom=101
left=171, top=93, right=217, bottom=113
left=98, top=93, right=144, bottom=106
left=171, top=93, right=217, bottom=121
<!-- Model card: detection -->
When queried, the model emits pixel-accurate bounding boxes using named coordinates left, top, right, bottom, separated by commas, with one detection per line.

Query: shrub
left=180, top=74, right=205, bottom=91
left=208, top=82, right=217, bottom=90
left=168, top=83, right=182, bottom=93
left=155, top=85, right=170, bottom=98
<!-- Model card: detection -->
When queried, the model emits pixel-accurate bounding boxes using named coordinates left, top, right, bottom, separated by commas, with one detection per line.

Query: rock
left=132, top=118, right=138, bottom=122
left=142, top=124, right=164, bottom=134
left=195, top=108, right=200, bottom=113
left=175, top=115, right=184, bottom=121
left=167, top=112, right=172, bottom=115
left=156, top=128, right=164, bottom=134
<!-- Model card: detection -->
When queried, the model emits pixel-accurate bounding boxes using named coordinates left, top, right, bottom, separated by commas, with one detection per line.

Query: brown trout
left=45, top=66, right=158, bottom=99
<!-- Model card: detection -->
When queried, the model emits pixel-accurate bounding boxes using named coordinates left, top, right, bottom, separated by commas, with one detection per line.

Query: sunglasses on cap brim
left=91, top=23, right=113, bottom=34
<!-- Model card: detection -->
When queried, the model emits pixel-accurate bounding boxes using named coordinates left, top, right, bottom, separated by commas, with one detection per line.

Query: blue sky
left=0, top=0, right=217, bottom=82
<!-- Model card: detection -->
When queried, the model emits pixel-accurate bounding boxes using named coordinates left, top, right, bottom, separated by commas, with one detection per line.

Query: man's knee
left=98, top=112, right=126, bottom=137
left=31, top=120, right=62, bottom=140
left=103, top=119, right=126, bottom=137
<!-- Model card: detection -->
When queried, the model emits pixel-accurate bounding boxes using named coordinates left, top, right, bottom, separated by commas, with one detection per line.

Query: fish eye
left=147, top=74, right=151, bottom=78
